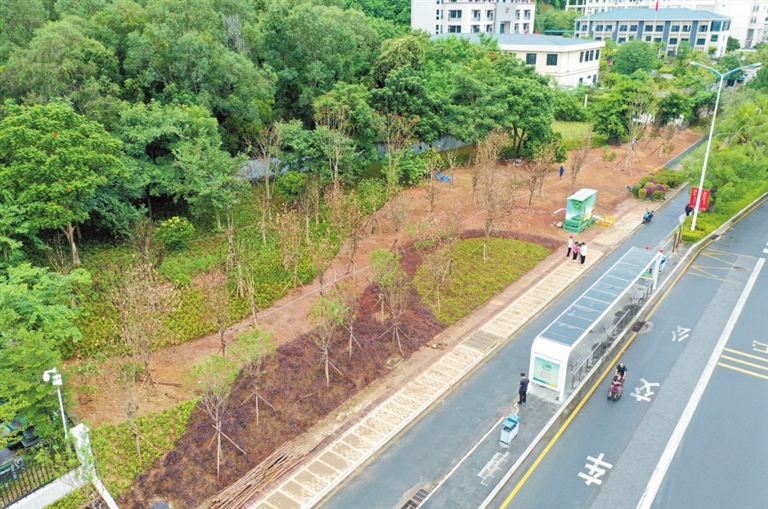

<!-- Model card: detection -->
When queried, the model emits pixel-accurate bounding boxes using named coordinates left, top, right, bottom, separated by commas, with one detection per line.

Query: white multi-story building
left=412, top=0, right=536, bottom=36
left=575, top=8, right=731, bottom=56
left=565, top=0, right=767, bottom=48
left=434, top=33, right=605, bottom=86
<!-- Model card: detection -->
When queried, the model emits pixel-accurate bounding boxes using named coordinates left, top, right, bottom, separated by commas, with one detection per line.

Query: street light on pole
left=687, top=61, right=762, bottom=232
left=43, top=367, right=68, bottom=438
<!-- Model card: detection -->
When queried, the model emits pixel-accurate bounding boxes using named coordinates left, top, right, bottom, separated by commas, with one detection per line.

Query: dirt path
left=71, top=129, right=701, bottom=427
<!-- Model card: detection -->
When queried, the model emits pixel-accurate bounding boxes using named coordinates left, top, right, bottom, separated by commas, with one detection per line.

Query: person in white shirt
left=579, top=242, right=588, bottom=265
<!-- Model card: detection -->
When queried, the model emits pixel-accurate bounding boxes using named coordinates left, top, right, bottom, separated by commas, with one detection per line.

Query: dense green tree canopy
left=613, top=40, right=657, bottom=75
left=0, top=102, right=124, bottom=264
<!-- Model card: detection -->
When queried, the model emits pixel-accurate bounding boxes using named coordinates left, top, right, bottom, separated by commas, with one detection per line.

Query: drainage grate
left=631, top=321, right=645, bottom=332
left=400, top=488, right=430, bottom=509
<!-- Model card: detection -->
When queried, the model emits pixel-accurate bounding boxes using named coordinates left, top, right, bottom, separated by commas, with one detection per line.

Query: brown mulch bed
left=118, top=268, right=445, bottom=508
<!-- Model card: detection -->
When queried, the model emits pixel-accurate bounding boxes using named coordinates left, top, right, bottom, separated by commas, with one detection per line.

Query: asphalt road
left=321, top=190, right=701, bottom=509
left=494, top=200, right=768, bottom=509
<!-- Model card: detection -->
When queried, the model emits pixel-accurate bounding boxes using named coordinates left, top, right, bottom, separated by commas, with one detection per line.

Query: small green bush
left=638, top=187, right=648, bottom=200
left=156, top=216, right=195, bottom=251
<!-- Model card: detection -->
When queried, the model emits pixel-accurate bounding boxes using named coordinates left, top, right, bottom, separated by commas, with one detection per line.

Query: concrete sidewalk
left=245, top=194, right=674, bottom=509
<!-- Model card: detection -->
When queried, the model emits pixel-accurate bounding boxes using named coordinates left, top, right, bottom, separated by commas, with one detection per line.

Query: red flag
left=655, top=0, right=659, bottom=11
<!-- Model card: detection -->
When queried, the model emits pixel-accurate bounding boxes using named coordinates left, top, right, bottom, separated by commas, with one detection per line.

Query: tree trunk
left=62, top=223, right=81, bottom=265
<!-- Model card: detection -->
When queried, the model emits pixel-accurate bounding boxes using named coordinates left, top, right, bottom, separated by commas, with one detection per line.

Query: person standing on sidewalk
left=559, top=165, right=565, bottom=180
left=579, top=242, right=588, bottom=265
left=572, top=242, right=580, bottom=261
left=518, top=373, right=529, bottom=404
left=566, top=235, right=574, bottom=258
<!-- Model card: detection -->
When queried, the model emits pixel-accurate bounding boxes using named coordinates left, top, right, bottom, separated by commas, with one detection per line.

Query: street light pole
left=687, top=62, right=761, bottom=232
left=43, top=367, right=68, bottom=438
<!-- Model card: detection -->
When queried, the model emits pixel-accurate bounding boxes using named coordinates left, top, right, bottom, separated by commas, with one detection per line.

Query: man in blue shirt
left=518, top=373, right=530, bottom=404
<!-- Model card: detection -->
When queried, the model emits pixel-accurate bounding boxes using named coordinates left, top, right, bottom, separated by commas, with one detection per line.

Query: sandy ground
left=70, top=128, right=701, bottom=427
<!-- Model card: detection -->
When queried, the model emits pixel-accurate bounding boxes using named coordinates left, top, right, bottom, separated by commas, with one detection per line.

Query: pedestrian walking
left=566, top=235, right=574, bottom=258
left=572, top=242, right=580, bottom=261
left=518, top=373, right=529, bottom=404
left=579, top=242, right=588, bottom=265
left=559, top=165, right=565, bottom=180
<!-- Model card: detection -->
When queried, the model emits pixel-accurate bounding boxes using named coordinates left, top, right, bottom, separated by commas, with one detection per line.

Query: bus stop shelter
left=529, top=247, right=663, bottom=400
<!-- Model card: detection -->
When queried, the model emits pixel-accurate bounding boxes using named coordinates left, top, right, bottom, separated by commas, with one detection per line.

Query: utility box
left=499, top=414, right=520, bottom=447
left=564, top=188, right=597, bottom=233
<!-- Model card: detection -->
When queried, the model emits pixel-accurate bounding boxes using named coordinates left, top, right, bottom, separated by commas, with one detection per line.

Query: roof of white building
left=576, top=8, right=731, bottom=21
left=432, top=33, right=604, bottom=48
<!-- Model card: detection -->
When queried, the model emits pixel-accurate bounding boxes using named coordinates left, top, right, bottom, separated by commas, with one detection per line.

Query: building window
left=472, top=25, right=480, bottom=33
left=669, top=37, right=678, bottom=44
left=654, top=37, right=662, bottom=42
left=579, top=77, right=584, bottom=84
left=629, top=35, right=635, bottom=40
left=436, top=25, right=440, bottom=35
left=671, top=24, right=680, bottom=32
left=515, top=23, right=520, bottom=33
left=696, top=38, right=705, bottom=45
left=524, top=10, right=531, bottom=20
left=589, top=50, right=595, bottom=61
left=472, top=9, right=481, bottom=21
left=646, top=35, right=652, bottom=41
left=711, top=21, right=721, bottom=32
left=699, top=25, right=707, bottom=32
left=595, top=49, right=600, bottom=60
left=595, top=24, right=603, bottom=31
left=711, top=34, right=718, bottom=42
left=487, top=10, right=494, bottom=20
left=448, top=10, right=461, bottom=20
left=606, top=25, right=613, bottom=32
left=448, top=25, right=461, bottom=33
left=630, top=24, right=638, bottom=31
left=523, top=23, right=529, bottom=32
left=579, top=51, right=584, bottom=63
left=682, top=25, right=690, bottom=32
left=486, top=24, right=493, bottom=33
left=619, top=24, right=628, bottom=31
left=645, top=25, right=653, bottom=31
left=723, top=21, right=730, bottom=30
left=526, top=53, right=537, bottom=65
left=436, top=9, right=441, bottom=20
left=546, top=54, right=558, bottom=66
left=595, top=36, right=602, bottom=41
left=655, top=25, right=664, bottom=32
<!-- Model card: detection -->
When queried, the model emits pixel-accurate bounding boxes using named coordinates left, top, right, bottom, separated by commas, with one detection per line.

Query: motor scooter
left=642, top=210, right=654, bottom=224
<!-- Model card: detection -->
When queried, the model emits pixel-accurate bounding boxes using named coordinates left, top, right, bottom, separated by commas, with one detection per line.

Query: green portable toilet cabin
left=563, top=188, right=597, bottom=233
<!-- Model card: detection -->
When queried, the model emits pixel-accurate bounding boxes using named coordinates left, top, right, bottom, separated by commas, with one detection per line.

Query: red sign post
left=689, top=187, right=710, bottom=211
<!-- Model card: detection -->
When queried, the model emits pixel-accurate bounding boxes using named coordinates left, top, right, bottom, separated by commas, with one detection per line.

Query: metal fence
left=0, top=441, right=78, bottom=508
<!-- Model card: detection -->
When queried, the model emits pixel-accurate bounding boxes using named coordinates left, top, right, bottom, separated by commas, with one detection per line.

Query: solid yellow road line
left=717, top=362, right=768, bottom=380
left=723, top=347, right=768, bottom=363
left=719, top=355, right=768, bottom=371
left=498, top=237, right=711, bottom=509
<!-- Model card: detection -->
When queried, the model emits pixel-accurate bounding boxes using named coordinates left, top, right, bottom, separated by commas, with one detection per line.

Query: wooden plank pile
left=208, top=443, right=302, bottom=509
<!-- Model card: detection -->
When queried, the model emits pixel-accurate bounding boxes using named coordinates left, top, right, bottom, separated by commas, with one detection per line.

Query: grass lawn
left=414, top=238, right=551, bottom=326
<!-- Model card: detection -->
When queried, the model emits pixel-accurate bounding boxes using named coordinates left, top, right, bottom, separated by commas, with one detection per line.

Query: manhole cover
left=631, top=321, right=645, bottom=332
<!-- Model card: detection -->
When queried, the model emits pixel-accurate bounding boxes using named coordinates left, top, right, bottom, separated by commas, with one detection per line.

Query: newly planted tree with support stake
left=190, top=354, right=241, bottom=480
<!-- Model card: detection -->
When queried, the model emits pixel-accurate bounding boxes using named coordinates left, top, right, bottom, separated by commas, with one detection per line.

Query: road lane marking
left=719, top=355, right=768, bottom=371
left=637, top=257, right=765, bottom=509
left=723, top=347, right=768, bottom=362
left=716, top=362, right=768, bottom=380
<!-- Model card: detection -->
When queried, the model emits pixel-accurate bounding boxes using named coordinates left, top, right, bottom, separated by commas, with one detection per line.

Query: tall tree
left=0, top=263, right=90, bottom=440
left=613, top=40, right=657, bottom=76
left=0, top=103, right=124, bottom=265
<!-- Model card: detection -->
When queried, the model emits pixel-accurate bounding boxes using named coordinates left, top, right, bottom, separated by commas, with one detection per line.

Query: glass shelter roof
left=539, top=247, right=659, bottom=347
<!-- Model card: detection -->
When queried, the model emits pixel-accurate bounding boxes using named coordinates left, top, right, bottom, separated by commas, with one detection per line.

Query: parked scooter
left=642, top=210, right=654, bottom=224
